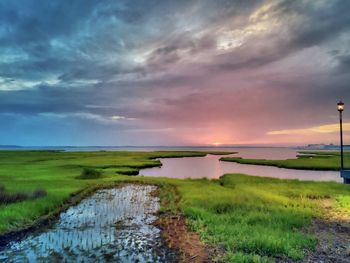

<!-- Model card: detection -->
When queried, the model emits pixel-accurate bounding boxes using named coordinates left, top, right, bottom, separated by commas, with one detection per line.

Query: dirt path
left=156, top=215, right=219, bottom=263
left=303, top=202, right=350, bottom=263
left=304, top=218, right=350, bottom=263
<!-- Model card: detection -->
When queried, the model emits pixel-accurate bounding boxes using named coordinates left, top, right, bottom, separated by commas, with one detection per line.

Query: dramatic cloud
left=0, top=0, right=349, bottom=146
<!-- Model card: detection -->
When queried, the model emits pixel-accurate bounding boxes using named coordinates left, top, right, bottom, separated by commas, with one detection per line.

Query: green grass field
left=221, top=151, right=350, bottom=170
left=0, top=150, right=349, bottom=262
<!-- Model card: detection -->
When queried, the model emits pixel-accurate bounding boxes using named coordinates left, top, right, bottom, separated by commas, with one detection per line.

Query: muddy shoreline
left=155, top=215, right=215, bottom=263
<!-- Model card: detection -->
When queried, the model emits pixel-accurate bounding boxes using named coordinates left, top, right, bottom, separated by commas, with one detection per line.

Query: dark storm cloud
left=335, top=54, right=350, bottom=73
left=205, top=0, right=350, bottom=73
left=0, top=0, right=349, bottom=145
left=288, top=0, right=350, bottom=47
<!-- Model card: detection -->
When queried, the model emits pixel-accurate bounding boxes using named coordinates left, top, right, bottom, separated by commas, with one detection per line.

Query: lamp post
left=337, top=101, right=344, bottom=170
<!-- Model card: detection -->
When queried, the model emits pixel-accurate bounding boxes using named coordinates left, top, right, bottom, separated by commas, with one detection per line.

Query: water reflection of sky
left=0, top=185, right=177, bottom=262
left=141, top=154, right=341, bottom=182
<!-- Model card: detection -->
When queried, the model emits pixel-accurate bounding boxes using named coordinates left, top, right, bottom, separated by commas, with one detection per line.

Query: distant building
left=301, top=144, right=350, bottom=150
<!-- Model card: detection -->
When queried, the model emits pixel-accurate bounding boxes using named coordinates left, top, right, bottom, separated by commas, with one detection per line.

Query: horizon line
left=0, top=144, right=344, bottom=148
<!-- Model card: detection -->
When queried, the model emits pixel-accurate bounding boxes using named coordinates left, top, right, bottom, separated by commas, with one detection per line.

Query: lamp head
left=338, top=101, right=345, bottom=112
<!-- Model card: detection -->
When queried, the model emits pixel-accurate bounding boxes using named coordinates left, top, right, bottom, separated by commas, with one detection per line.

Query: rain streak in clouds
left=0, top=0, right=350, bottom=146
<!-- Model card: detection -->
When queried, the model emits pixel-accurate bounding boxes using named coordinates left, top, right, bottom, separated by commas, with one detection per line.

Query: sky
left=0, top=0, right=350, bottom=146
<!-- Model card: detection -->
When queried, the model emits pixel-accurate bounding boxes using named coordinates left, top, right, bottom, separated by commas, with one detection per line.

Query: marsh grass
left=0, top=150, right=349, bottom=262
left=167, top=174, right=349, bottom=262
left=0, top=150, right=215, bottom=235
left=221, top=151, right=350, bottom=170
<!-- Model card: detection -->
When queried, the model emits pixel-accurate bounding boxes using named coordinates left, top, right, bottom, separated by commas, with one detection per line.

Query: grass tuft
left=0, top=186, right=47, bottom=205
left=78, top=168, right=103, bottom=179
left=0, top=191, right=28, bottom=205
left=212, top=202, right=236, bottom=214
left=31, top=188, right=47, bottom=199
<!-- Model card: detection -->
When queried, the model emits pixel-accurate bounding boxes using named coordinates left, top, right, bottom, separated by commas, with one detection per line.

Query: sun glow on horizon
left=212, top=142, right=223, bottom=146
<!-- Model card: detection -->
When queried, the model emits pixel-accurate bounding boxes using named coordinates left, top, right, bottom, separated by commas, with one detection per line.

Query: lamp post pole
left=340, top=109, right=344, bottom=170
left=338, top=101, right=345, bottom=170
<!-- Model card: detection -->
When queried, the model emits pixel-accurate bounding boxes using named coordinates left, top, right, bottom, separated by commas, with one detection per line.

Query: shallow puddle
left=0, top=185, right=177, bottom=262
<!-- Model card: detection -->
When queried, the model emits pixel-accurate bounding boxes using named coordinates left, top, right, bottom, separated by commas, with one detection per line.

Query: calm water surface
left=141, top=154, right=341, bottom=182
left=0, top=185, right=177, bottom=263
left=1, top=146, right=299, bottom=157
